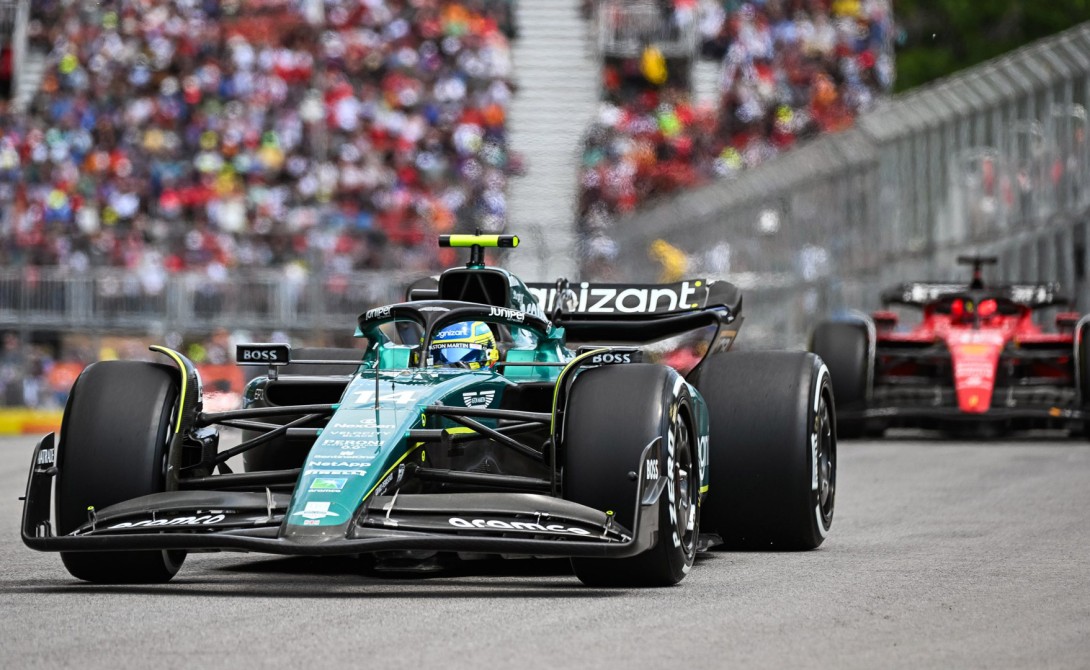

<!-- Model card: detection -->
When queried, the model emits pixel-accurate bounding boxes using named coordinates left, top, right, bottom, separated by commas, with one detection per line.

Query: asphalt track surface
left=2, top=433, right=1089, bottom=669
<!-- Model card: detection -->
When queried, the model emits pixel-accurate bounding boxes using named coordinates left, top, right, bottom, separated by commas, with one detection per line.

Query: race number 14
left=353, top=389, right=419, bottom=406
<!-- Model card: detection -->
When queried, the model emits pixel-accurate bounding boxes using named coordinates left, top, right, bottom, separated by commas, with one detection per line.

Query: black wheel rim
left=816, top=391, right=835, bottom=527
left=672, top=417, right=697, bottom=557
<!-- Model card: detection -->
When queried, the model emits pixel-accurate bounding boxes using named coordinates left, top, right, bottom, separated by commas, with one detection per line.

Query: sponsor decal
left=303, top=519, right=321, bottom=526
left=323, top=430, right=382, bottom=439
left=308, top=478, right=347, bottom=492
left=447, top=518, right=592, bottom=535
left=645, top=459, right=660, bottom=481
left=527, top=281, right=704, bottom=314
left=591, top=352, right=638, bottom=364
left=36, top=449, right=55, bottom=466
left=462, top=390, right=496, bottom=408
left=109, top=514, right=226, bottom=529
left=307, top=460, right=371, bottom=468
left=292, top=502, right=340, bottom=521
left=236, top=344, right=290, bottom=364
left=320, top=439, right=381, bottom=449
left=331, top=422, right=395, bottom=430
left=305, top=469, right=369, bottom=476
left=437, top=323, right=470, bottom=338
left=419, top=306, right=450, bottom=312
left=488, top=306, right=525, bottom=323
left=352, top=389, right=420, bottom=406
left=365, top=305, right=392, bottom=320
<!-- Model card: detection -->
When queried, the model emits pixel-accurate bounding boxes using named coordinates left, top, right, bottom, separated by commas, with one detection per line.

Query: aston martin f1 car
left=811, top=256, right=1089, bottom=437
left=23, top=235, right=836, bottom=586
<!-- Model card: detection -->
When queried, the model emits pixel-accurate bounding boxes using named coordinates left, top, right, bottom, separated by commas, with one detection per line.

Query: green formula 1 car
left=22, top=235, right=836, bottom=586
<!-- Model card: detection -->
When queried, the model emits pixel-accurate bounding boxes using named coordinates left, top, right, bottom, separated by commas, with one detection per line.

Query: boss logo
left=592, top=353, right=632, bottom=364
left=236, top=344, right=291, bottom=365
left=589, top=350, right=642, bottom=364
left=242, top=350, right=278, bottom=361
left=488, top=307, right=525, bottom=322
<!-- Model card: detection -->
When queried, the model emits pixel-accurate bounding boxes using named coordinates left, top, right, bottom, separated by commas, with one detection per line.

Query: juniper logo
left=463, top=390, right=495, bottom=408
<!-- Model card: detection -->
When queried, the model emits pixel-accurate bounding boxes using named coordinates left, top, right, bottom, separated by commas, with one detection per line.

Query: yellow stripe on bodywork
left=149, top=345, right=187, bottom=434
left=550, top=348, right=609, bottom=434
left=363, top=442, right=425, bottom=501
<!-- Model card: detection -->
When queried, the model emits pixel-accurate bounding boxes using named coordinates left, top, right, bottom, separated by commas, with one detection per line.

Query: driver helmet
left=429, top=321, right=499, bottom=370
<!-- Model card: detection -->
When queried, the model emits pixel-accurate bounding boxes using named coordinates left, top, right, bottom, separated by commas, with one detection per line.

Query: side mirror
left=872, top=310, right=898, bottom=332
left=1056, top=312, right=1081, bottom=330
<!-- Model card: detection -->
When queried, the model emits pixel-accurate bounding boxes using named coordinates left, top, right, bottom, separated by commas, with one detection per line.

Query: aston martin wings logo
left=463, top=390, right=496, bottom=408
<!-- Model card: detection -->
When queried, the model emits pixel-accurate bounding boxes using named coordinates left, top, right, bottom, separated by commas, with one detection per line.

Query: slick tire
left=56, top=361, right=184, bottom=583
left=564, top=364, right=699, bottom=587
left=810, top=320, right=870, bottom=439
left=692, top=352, right=835, bottom=550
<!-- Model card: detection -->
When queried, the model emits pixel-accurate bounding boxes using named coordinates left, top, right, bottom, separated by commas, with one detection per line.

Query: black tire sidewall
left=55, top=360, right=183, bottom=581
left=693, top=351, right=835, bottom=549
left=563, top=364, right=698, bottom=585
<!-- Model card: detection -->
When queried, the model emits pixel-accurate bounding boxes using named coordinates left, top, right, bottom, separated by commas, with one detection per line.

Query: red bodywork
left=878, top=298, right=1077, bottom=414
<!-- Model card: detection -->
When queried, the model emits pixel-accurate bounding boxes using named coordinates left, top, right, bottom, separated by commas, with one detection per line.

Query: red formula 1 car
left=811, top=256, right=1090, bottom=437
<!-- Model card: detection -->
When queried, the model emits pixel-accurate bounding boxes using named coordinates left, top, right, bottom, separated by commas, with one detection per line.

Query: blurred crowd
left=577, top=0, right=893, bottom=269
left=0, top=326, right=333, bottom=409
left=0, top=0, right=520, bottom=280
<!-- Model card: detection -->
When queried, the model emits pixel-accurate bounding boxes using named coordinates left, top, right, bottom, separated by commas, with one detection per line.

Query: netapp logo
left=109, top=514, right=226, bottom=529
left=448, top=517, right=592, bottom=535
left=488, top=307, right=525, bottom=322
left=528, top=281, right=704, bottom=314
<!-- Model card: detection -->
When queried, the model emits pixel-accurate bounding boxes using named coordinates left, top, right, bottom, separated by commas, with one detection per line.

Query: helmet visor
left=430, top=343, right=489, bottom=366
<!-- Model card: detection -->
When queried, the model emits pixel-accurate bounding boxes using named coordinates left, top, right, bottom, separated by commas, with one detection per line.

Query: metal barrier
left=595, top=0, right=698, bottom=58
left=0, top=268, right=416, bottom=338
left=607, top=22, right=1090, bottom=348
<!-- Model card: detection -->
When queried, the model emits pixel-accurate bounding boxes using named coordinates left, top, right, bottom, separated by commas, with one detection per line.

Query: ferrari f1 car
left=23, top=235, right=836, bottom=587
left=811, top=255, right=1089, bottom=437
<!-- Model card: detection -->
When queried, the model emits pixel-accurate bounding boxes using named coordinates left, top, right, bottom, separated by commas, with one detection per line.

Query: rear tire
left=564, top=364, right=698, bottom=587
left=810, top=320, right=870, bottom=438
left=692, top=352, right=835, bottom=549
left=56, top=361, right=184, bottom=583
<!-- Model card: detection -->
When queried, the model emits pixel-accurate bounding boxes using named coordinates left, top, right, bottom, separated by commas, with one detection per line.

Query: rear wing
left=882, top=282, right=1069, bottom=308
left=525, top=279, right=741, bottom=343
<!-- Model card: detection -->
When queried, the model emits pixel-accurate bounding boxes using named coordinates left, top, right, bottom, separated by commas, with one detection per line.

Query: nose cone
left=949, top=343, right=1002, bottom=413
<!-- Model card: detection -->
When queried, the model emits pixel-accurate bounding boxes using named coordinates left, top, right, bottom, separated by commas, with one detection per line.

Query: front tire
left=692, top=352, right=835, bottom=549
left=563, top=364, right=699, bottom=586
left=56, top=361, right=184, bottom=583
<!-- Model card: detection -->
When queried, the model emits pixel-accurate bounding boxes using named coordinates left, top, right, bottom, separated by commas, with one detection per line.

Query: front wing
left=22, top=434, right=665, bottom=559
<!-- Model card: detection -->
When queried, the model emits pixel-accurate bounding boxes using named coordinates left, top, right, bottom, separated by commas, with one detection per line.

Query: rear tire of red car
left=564, top=364, right=699, bottom=587
left=692, top=352, right=835, bottom=549
left=55, top=361, right=185, bottom=583
left=810, top=320, right=870, bottom=439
